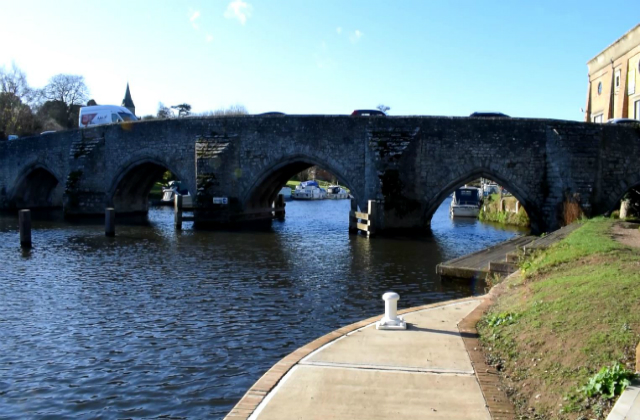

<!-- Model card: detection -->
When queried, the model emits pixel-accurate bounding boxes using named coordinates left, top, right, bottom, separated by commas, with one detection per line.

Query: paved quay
left=225, top=296, right=514, bottom=420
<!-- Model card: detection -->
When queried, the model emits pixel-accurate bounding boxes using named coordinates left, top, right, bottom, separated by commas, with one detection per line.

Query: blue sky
left=1, top=1, right=638, bottom=120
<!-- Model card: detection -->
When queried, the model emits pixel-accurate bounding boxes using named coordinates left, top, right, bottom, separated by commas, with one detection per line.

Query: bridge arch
left=241, top=154, right=362, bottom=210
left=423, top=168, right=542, bottom=233
left=603, top=172, right=640, bottom=216
left=9, top=163, right=63, bottom=209
left=108, top=157, right=191, bottom=214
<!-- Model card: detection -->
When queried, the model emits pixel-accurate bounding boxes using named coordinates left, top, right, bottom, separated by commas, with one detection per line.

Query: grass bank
left=478, top=218, right=640, bottom=419
left=479, top=193, right=530, bottom=227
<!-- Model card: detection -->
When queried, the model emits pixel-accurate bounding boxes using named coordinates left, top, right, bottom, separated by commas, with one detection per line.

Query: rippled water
left=0, top=198, right=526, bottom=419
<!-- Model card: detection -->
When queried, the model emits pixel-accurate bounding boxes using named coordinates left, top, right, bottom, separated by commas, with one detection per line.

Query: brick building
left=585, top=24, right=640, bottom=123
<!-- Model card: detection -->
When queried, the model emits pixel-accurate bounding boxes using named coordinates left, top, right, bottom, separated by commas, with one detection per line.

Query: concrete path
left=233, top=300, right=496, bottom=420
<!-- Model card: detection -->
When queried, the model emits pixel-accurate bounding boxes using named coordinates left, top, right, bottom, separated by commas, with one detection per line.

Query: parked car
left=79, top=105, right=138, bottom=128
left=7, top=134, right=19, bottom=141
left=351, top=109, right=386, bottom=116
left=606, top=118, right=639, bottom=125
left=40, top=131, right=56, bottom=135
left=259, top=112, right=285, bottom=116
left=469, top=112, right=510, bottom=118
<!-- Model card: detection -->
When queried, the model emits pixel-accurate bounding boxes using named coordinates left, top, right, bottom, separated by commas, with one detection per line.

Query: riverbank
left=477, top=218, right=640, bottom=419
left=479, top=193, right=529, bottom=227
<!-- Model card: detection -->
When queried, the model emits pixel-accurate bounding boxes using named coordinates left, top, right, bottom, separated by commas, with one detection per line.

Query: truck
left=79, top=105, right=138, bottom=128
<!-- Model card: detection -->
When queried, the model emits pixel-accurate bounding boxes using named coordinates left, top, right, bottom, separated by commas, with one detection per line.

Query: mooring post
left=105, top=208, right=115, bottom=237
left=367, top=200, right=378, bottom=237
left=349, top=198, right=357, bottom=234
left=376, top=292, right=406, bottom=330
left=19, top=209, right=32, bottom=248
left=174, top=194, right=183, bottom=230
left=275, top=194, right=285, bottom=220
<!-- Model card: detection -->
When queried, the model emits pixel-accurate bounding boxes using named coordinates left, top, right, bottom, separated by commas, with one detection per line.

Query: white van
left=79, top=105, right=138, bottom=128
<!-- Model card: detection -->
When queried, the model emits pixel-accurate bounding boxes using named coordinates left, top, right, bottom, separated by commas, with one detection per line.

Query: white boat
left=450, top=187, right=481, bottom=218
left=161, top=181, right=192, bottom=207
left=291, top=180, right=327, bottom=200
left=325, top=185, right=349, bottom=199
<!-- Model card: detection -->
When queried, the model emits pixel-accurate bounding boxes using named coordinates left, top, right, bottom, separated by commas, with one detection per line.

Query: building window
left=615, top=69, right=621, bottom=90
left=635, top=100, right=640, bottom=120
left=593, top=114, right=603, bottom=123
left=597, top=81, right=602, bottom=95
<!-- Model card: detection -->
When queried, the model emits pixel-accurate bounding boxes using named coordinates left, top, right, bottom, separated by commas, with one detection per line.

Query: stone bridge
left=1, top=115, right=639, bottom=234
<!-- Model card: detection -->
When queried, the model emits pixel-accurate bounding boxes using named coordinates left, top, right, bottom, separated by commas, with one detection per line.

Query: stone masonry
left=1, top=115, right=639, bottom=234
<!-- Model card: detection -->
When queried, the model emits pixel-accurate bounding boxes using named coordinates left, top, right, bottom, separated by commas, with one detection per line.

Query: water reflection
left=0, top=197, right=525, bottom=419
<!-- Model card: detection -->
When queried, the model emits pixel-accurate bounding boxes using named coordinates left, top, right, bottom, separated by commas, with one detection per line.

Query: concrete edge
left=458, top=279, right=517, bottom=419
left=606, top=381, right=640, bottom=420
left=223, top=295, right=483, bottom=420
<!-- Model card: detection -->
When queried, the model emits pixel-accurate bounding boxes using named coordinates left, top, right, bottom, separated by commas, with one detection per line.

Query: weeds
left=580, top=363, right=636, bottom=399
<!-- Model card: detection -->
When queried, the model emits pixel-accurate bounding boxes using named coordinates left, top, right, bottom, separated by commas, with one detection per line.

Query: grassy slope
left=478, top=218, right=640, bottom=419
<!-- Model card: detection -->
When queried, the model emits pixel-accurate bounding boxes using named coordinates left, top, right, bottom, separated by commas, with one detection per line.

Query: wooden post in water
left=368, top=200, right=377, bottom=237
left=105, top=208, right=115, bottom=237
left=174, top=194, right=183, bottom=230
left=275, top=194, right=285, bottom=220
left=349, top=198, right=358, bottom=234
left=19, top=209, right=32, bottom=248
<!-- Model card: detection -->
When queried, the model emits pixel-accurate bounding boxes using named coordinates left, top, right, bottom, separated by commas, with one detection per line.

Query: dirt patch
left=610, top=221, right=640, bottom=248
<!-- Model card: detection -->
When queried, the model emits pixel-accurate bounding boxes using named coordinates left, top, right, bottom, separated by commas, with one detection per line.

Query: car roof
left=469, top=112, right=510, bottom=118
left=607, top=118, right=639, bottom=124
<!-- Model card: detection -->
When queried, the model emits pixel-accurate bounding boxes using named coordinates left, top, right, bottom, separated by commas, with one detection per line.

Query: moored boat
left=325, top=185, right=349, bottom=199
left=291, top=180, right=327, bottom=200
left=161, top=181, right=192, bottom=207
left=450, top=187, right=481, bottom=218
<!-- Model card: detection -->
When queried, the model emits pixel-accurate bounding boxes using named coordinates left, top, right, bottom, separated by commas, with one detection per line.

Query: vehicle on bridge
left=79, top=105, right=138, bottom=128
left=351, top=109, right=386, bottom=116
left=469, top=112, right=510, bottom=118
left=450, top=187, right=482, bottom=218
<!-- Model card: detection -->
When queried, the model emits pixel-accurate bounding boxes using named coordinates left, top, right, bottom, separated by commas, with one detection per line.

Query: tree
left=87, top=99, right=98, bottom=106
left=41, top=74, right=90, bottom=107
left=0, top=63, right=34, bottom=104
left=201, top=104, right=249, bottom=117
left=376, top=104, right=390, bottom=114
left=0, top=65, right=41, bottom=137
left=157, top=102, right=173, bottom=119
left=171, top=103, right=192, bottom=117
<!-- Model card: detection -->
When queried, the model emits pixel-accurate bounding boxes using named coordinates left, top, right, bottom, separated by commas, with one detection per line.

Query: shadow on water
left=0, top=198, right=526, bottom=419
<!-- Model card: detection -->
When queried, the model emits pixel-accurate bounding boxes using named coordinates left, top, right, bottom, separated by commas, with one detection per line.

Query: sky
left=1, top=1, right=638, bottom=120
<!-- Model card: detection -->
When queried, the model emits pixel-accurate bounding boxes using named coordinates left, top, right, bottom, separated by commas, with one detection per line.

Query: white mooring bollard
left=376, top=292, right=407, bottom=330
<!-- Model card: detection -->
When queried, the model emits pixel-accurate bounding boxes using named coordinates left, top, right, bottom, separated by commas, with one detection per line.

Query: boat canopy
left=300, top=180, right=319, bottom=188
left=454, top=188, right=480, bottom=205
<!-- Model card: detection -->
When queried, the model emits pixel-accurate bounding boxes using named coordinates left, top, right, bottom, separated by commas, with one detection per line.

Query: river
left=0, top=197, right=526, bottom=419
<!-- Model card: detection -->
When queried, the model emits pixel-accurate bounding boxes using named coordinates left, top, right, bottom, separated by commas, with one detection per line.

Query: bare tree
left=171, top=103, right=192, bottom=117
left=157, top=102, right=173, bottom=119
left=376, top=104, right=390, bottom=114
left=200, top=104, right=248, bottom=117
left=0, top=63, right=35, bottom=104
left=41, top=74, right=90, bottom=107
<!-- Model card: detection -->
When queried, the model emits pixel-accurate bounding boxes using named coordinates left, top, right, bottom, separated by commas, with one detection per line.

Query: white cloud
left=206, top=34, right=214, bottom=43
left=350, top=29, right=363, bottom=44
left=190, top=10, right=201, bottom=30
left=336, top=27, right=342, bottom=34
left=224, top=0, right=252, bottom=25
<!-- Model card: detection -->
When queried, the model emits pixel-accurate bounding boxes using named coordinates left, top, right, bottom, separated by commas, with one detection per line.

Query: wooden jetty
left=436, top=223, right=581, bottom=280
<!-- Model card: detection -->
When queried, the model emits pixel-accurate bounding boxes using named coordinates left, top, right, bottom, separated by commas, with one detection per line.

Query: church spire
left=122, top=83, right=135, bottom=115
